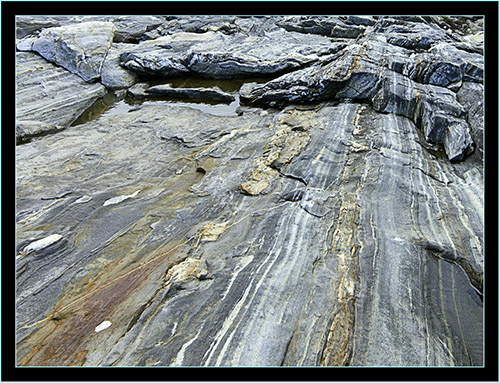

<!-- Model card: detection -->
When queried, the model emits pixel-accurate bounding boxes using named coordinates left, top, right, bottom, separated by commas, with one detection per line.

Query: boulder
left=101, top=43, right=139, bottom=90
left=145, top=84, right=235, bottom=102
left=16, top=51, right=106, bottom=141
left=120, top=29, right=345, bottom=79
left=31, top=21, right=115, bottom=82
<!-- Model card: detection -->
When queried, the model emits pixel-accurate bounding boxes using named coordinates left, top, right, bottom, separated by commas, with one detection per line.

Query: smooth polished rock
left=16, top=51, right=106, bottom=142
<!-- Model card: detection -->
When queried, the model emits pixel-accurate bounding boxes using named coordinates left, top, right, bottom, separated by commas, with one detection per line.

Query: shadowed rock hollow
left=16, top=15, right=483, bottom=367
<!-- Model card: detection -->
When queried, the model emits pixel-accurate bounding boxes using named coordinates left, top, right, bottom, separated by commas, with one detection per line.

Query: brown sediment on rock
left=19, top=240, right=182, bottom=366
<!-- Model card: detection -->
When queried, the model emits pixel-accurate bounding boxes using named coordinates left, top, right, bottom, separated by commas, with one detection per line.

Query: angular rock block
left=16, top=51, right=106, bottom=138
left=32, top=21, right=115, bottom=82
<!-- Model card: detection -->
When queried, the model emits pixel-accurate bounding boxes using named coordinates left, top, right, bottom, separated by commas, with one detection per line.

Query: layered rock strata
left=15, top=51, right=106, bottom=143
left=15, top=15, right=484, bottom=367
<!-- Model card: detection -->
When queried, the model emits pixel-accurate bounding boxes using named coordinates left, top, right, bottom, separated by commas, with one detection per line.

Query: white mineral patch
left=23, top=234, right=63, bottom=253
left=103, top=189, right=140, bottom=207
left=95, top=320, right=112, bottom=333
left=74, top=195, right=93, bottom=204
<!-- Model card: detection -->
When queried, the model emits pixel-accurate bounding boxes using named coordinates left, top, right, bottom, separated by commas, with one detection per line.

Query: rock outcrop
left=31, top=21, right=115, bottom=82
left=16, top=51, right=106, bottom=142
left=15, top=15, right=484, bottom=367
left=118, top=29, right=345, bottom=79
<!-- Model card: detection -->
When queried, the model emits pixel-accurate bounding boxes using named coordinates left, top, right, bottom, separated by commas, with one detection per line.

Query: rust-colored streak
left=20, top=246, right=175, bottom=366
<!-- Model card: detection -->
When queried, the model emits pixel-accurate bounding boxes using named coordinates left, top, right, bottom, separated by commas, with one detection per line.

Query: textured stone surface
left=16, top=15, right=484, bottom=367
left=119, top=29, right=345, bottom=79
left=277, top=16, right=367, bottom=38
left=31, top=21, right=115, bottom=82
left=239, top=33, right=477, bottom=161
left=100, top=43, right=139, bottom=90
left=15, top=51, right=106, bottom=142
left=145, top=84, right=235, bottom=102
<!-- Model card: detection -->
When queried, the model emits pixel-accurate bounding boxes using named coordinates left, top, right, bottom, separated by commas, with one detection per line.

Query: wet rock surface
left=16, top=15, right=483, bottom=367
left=16, top=51, right=106, bottom=142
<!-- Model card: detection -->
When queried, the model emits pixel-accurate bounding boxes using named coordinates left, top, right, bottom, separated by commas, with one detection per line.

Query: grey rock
left=16, top=51, right=106, bottom=141
left=31, top=21, right=115, bottom=82
left=374, top=17, right=452, bottom=50
left=457, top=82, right=483, bottom=159
left=126, top=82, right=150, bottom=99
left=161, top=16, right=241, bottom=35
left=101, top=43, right=139, bottom=90
left=16, top=102, right=483, bottom=367
left=187, top=29, right=343, bottom=78
left=429, top=43, right=483, bottom=83
left=16, top=16, right=166, bottom=44
left=120, top=29, right=345, bottom=79
left=239, top=33, right=476, bottom=161
left=16, top=35, right=37, bottom=51
left=16, top=121, right=65, bottom=144
left=342, top=15, right=377, bottom=26
left=15, top=16, right=483, bottom=368
left=15, top=16, right=61, bottom=38
left=110, top=16, right=163, bottom=43
left=442, top=119, right=475, bottom=161
left=277, top=16, right=366, bottom=38
left=233, top=16, right=282, bottom=36
left=119, top=32, right=209, bottom=77
left=146, top=84, right=235, bottom=103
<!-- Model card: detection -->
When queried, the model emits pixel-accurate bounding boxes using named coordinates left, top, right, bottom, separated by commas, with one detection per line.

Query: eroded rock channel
left=16, top=15, right=483, bottom=366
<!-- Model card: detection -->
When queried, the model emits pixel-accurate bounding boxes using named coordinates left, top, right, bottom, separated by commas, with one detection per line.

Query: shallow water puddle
left=72, top=76, right=274, bottom=126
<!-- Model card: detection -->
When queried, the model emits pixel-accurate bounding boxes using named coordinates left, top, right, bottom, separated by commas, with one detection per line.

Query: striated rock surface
left=31, top=21, right=115, bottom=82
left=119, top=29, right=345, bottom=79
left=239, top=32, right=479, bottom=161
left=16, top=15, right=484, bottom=367
left=100, top=43, right=140, bottom=90
left=16, top=51, right=106, bottom=142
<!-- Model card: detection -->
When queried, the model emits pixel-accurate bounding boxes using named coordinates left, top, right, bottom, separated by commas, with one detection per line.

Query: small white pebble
left=23, top=234, right=63, bottom=253
left=94, top=320, right=112, bottom=333
left=103, top=190, right=140, bottom=207
left=74, top=195, right=92, bottom=204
